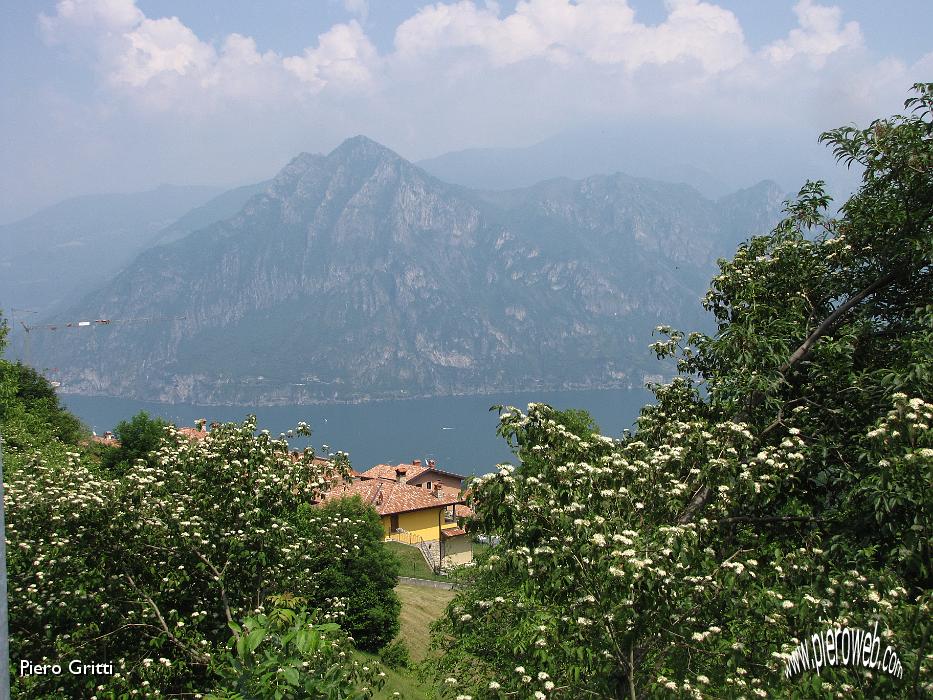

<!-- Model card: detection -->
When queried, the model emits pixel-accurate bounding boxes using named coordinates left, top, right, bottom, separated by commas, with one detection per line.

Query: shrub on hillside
left=295, top=496, right=402, bottom=652
left=208, top=594, right=386, bottom=699
left=378, top=639, right=413, bottom=670
left=0, top=361, right=84, bottom=446
left=100, top=409, right=168, bottom=475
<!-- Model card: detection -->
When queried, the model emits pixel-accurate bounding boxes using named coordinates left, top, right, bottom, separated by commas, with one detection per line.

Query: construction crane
left=11, top=312, right=186, bottom=368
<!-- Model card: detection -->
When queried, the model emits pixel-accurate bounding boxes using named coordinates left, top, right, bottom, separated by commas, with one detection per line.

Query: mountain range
left=30, top=136, right=786, bottom=405
left=0, top=185, right=227, bottom=315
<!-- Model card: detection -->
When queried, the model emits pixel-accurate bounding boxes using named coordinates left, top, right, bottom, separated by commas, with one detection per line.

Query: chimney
left=434, top=484, right=442, bottom=498
left=103, top=431, right=113, bottom=439
left=195, top=418, right=207, bottom=432
left=412, top=459, right=421, bottom=466
left=428, top=459, right=436, bottom=468
left=395, top=467, right=407, bottom=483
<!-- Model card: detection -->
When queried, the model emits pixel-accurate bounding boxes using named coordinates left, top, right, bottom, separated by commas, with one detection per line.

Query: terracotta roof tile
left=454, top=504, right=475, bottom=519
left=358, top=463, right=429, bottom=481
left=177, top=427, right=209, bottom=441
left=315, top=478, right=464, bottom=516
left=358, top=462, right=467, bottom=483
left=440, top=527, right=468, bottom=537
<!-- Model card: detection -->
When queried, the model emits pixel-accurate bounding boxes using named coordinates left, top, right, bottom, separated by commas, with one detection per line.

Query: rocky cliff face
left=35, top=136, right=785, bottom=404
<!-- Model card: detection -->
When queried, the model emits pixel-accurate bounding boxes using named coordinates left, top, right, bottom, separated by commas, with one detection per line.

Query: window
left=426, top=481, right=432, bottom=489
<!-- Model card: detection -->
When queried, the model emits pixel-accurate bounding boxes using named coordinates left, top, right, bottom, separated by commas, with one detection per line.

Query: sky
left=1, top=0, right=931, bottom=222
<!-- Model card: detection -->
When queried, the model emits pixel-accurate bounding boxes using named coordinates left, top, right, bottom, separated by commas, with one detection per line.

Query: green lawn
left=395, top=583, right=456, bottom=662
left=384, top=540, right=482, bottom=583
left=385, top=541, right=446, bottom=581
left=361, top=651, right=435, bottom=700
left=359, top=582, right=455, bottom=699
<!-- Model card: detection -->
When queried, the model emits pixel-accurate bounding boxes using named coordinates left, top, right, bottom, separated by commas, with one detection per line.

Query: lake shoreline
left=63, top=387, right=654, bottom=474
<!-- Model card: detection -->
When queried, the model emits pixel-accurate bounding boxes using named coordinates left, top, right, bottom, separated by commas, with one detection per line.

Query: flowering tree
left=433, top=85, right=932, bottom=698
left=4, top=409, right=392, bottom=697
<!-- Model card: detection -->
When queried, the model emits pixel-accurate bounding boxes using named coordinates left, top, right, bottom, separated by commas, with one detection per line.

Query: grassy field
left=395, top=583, right=456, bottom=662
left=364, top=651, right=435, bottom=700
left=385, top=541, right=445, bottom=580
left=362, top=582, right=455, bottom=699
left=384, top=540, right=482, bottom=583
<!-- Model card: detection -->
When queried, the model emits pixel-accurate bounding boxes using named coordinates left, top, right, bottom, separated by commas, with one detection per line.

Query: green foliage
left=208, top=595, right=386, bottom=700
left=0, top=360, right=85, bottom=446
left=292, top=497, right=402, bottom=652
left=100, top=410, right=168, bottom=475
left=378, top=639, right=413, bottom=670
left=435, top=84, right=933, bottom=698
left=0, top=309, right=8, bottom=353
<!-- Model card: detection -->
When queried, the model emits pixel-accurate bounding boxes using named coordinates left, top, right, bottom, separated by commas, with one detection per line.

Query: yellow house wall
left=397, top=508, right=442, bottom=541
left=380, top=516, right=392, bottom=536
left=442, top=535, right=473, bottom=567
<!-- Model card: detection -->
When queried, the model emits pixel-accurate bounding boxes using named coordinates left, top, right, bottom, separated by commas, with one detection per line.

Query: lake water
left=63, top=388, right=652, bottom=476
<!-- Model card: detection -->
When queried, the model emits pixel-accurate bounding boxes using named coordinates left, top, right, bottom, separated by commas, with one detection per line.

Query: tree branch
left=125, top=573, right=209, bottom=664
left=193, top=548, right=233, bottom=625
left=713, top=515, right=832, bottom=525
left=676, top=266, right=903, bottom=525
left=777, top=268, right=900, bottom=375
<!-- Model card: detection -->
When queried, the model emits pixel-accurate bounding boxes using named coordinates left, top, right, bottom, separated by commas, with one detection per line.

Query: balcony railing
left=386, top=530, right=426, bottom=547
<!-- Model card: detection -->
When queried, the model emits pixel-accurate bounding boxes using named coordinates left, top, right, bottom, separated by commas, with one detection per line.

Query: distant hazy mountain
left=417, top=122, right=860, bottom=201
left=153, top=181, right=271, bottom=245
left=419, top=142, right=731, bottom=199
left=0, top=184, right=224, bottom=314
left=34, top=137, right=785, bottom=405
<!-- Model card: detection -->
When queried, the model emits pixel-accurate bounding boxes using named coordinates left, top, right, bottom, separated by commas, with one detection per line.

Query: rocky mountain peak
left=329, top=135, right=404, bottom=164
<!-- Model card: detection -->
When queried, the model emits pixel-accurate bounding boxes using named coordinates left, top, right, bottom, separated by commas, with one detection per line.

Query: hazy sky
left=2, top=0, right=930, bottom=222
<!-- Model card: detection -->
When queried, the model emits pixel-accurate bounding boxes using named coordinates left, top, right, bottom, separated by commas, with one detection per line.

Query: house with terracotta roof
left=89, top=431, right=120, bottom=447
left=358, top=459, right=472, bottom=524
left=313, top=472, right=473, bottom=569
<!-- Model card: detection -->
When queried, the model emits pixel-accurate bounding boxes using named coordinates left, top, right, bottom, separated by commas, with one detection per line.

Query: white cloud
left=763, top=0, right=862, bottom=67
left=40, top=0, right=143, bottom=40
left=393, top=0, right=747, bottom=73
left=283, top=21, right=380, bottom=91
left=34, top=0, right=911, bottom=157
left=110, top=16, right=215, bottom=88
left=39, top=0, right=380, bottom=110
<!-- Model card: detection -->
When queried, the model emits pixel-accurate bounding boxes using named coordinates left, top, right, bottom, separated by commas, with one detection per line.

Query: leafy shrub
left=434, top=84, right=933, bottom=698
left=0, top=360, right=85, bottom=445
left=294, top=497, right=402, bottom=651
left=208, top=594, right=386, bottom=699
left=378, top=639, right=412, bottom=670
left=100, top=409, right=168, bottom=475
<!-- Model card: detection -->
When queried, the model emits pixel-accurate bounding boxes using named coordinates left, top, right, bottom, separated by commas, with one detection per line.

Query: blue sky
left=1, top=0, right=930, bottom=221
